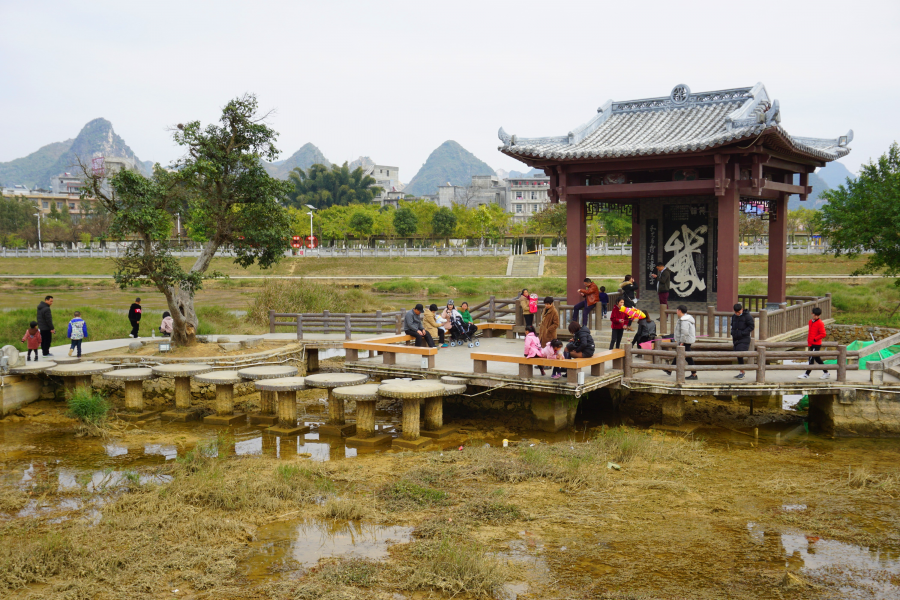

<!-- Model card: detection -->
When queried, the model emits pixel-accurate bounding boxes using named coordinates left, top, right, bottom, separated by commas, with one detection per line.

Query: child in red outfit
left=22, top=321, right=42, bottom=361
left=799, top=307, right=828, bottom=379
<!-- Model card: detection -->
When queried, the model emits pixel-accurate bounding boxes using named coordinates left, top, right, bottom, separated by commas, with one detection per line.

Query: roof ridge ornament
left=670, top=84, right=690, bottom=105
left=498, top=127, right=511, bottom=145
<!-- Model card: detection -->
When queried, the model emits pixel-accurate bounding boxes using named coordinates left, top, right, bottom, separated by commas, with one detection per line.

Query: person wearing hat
left=403, top=303, right=435, bottom=347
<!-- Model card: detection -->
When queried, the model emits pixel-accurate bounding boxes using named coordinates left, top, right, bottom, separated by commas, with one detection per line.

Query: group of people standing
left=21, top=295, right=177, bottom=361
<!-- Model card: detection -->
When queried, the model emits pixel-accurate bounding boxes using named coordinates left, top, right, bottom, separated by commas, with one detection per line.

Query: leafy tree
left=393, top=207, right=417, bottom=238
left=739, top=212, right=768, bottom=240
left=81, top=94, right=292, bottom=344
left=348, top=210, right=374, bottom=244
left=0, top=195, right=36, bottom=245
left=820, top=143, right=900, bottom=281
left=600, top=212, right=632, bottom=245
left=402, top=199, right=439, bottom=240
left=530, top=203, right=567, bottom=242
left=287, top=162, right=383, bottom=209
left=432, top=207, right=457, bottom=244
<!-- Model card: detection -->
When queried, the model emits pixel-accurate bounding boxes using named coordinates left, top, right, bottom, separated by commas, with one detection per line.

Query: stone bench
left=152, top=363, right=213, bottom=421
left=470, top=349, right=625, bottom=383
left=378, top=380, right=447, bottom=450
left=47, top=362, right=113, bottom=397
left=338, top=384, right=391, bottom=447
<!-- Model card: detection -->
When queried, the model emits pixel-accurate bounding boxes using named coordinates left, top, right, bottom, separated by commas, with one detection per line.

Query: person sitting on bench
left=403, top=304, right=435, bottom=348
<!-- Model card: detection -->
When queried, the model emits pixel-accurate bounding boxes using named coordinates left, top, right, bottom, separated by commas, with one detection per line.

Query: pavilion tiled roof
left=498, top=83, right=851, bottom=163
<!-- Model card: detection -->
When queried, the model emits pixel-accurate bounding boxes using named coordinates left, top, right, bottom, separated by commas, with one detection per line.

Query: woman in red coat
left=609, top=298, right=628, bottom=349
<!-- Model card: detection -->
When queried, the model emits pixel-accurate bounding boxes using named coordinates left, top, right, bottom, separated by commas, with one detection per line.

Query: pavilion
left=498, top=83, right=852, bottom=312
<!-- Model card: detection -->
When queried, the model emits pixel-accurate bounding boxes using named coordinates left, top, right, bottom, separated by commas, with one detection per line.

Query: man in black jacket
left=128, top=298, right=142, bottom=338
left=36, top=295, right=55, bottom=357
left=565, top=321, right=595, bottom=358
left=730, top=303, right=755, bottom=379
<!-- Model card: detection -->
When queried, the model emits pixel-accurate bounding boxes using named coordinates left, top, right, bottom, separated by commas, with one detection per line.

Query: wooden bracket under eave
left=714, top=178, right=731, bottom=196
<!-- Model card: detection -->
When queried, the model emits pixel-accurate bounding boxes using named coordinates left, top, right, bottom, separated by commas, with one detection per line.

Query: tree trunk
left=165, top=239, right=220, bottom=346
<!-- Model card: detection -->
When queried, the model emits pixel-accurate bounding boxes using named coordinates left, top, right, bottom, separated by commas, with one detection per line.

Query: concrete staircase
left=506, top=254, right=544, bottom=277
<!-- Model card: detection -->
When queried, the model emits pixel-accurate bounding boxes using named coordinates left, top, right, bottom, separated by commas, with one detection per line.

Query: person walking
left=67, top=311, right=88, bottom=358
left=128, top=297, right=142, bottom=338
left=650, top=262, right=671, bottom=307
left=538, top=296, right=559, bottom=347
left=799, top=307, right=828, bottom=379
left=36, top=295, right=55, bottom=357
left=730, top=303, right=755, bottom=379
left=403, top=304, right=434, bottom=348
left=609, top=298, right=628, bottom=349
left=673, top=305, right=698, bottom=380
left=22, top=321, right=41, bottom=362
left=573, top=278, right=600, bottom=327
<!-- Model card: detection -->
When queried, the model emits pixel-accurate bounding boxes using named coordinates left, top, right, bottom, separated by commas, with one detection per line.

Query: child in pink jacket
left=22, top=321, right=42, bottom=361
left=523, top=325, right=545, bottom=375
left=543, top=339, right=565, bottom=379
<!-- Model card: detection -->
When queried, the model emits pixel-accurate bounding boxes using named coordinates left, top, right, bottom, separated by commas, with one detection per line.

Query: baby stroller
left=448, top=314, right=479, bottom=348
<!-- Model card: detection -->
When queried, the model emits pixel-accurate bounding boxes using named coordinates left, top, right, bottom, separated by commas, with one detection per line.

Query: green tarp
left=823, top=340, right=900, bottom=370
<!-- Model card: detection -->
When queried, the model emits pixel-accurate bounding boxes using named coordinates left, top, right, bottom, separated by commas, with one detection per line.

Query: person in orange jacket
left=573, top=278, right=600, bottom=328
left=799, top=307, right=828, bottom=379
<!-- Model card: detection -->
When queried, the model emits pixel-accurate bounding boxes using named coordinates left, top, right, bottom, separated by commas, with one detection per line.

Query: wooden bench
left=471, top=349, right=625, bottom=383
left=477, top=322, right=515, bottom=339
left=344, top=336, right=439, bottom=368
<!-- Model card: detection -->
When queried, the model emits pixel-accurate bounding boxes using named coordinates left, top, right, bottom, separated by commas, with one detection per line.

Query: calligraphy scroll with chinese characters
left=662, top=204, right=709, bottom=303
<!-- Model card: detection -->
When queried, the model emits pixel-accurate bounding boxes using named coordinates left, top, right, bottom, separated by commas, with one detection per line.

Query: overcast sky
left=2, top=0, right=897, bottom=181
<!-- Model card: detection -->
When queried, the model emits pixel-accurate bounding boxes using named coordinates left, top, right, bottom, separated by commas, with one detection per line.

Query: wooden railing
left=624, top=331, right=900, bottom=385
left=269, top=310, right=403, bottom=340
left=659, top=294, right=832, bottom=341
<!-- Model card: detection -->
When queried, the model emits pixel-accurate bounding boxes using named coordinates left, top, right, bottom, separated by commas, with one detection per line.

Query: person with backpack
left=36, top=295, right=55, bottom=357
left=128, top=297, right=142, bottom=338
left=67, top=311, right=88, bottom=358
left=730, top=303, right=755, bottom=379
left=22, top=321, right=41, bottom=362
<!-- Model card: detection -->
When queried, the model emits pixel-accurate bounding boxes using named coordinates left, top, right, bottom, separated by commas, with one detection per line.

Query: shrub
left=245, top=279, right=363, bottom=326
left=67, top=387, right=111, bottom=427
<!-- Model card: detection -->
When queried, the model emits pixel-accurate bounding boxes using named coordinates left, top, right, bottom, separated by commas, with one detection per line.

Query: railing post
left=489, top=296, right=496, bottom=321
left=323, top=310, right=330, bottom=334
left=825, top=293, right=833, bottom=319
left=376, top=310, right=382, bottom=335
left=297, top=314, right=303, bottom=340
left=759, top=309, right=768, bottom=340
left=756, top=345, right=766, bottom=383
left=396, top=312, right=404, bottom=334
left=345, top=314, right=351, bottom=340
left=623, top=343, right=633, bottom=379
left=269, top=310, right=275, bottom=333
left=515, top=302, right=523, bottom=327
left=676, top=346, right=686, bottom=384
left=837, top=345, right=847, bottom=382
left=659, top=304, right=667, bottom=336
left=707, top=306, right=715, bottom=338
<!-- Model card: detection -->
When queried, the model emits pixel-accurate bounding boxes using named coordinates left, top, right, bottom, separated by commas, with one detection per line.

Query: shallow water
left=241, top=519, right=413, bottom=581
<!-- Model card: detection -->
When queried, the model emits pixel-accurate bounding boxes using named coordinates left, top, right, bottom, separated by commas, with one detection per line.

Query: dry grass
left=322, top=497, right=370, bottom=521
left=403, top=533, right=508, bottom=598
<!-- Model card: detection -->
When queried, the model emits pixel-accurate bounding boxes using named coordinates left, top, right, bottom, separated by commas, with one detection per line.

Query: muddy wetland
left=1, top=397, right=899, bottom=600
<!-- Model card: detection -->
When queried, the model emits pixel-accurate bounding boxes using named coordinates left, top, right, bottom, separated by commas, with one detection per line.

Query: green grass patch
left=67, top=387, right=111, bottom=427
left=29, top=278, right=79, bottom=288
left=377, top=479, right=449, bottom=510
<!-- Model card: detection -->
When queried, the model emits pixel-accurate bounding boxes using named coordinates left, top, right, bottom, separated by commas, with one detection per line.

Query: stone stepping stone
left=335, top=384, right=392, bottom=447
left=377, top=380, right=447, bottom=449
left=151, top=364, right=213, bottom=422
left=195, top=371, right=246, bottom=426
left=305, top=373, right=368, bottom=437
left=103, top=367, right=159, bottom=421
left=237, top=365, right=299, bottom=425
left=254, top=377, right=309, bottom=436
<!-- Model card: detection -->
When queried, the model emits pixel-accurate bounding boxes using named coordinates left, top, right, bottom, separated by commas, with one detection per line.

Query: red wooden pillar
left=716, top=164, right=740, bottom=311
left=566, top=196, right=586, bottom=303
left=766, top=179, right=789, bottom=305
left=630, top=203, right=640, bottom=291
